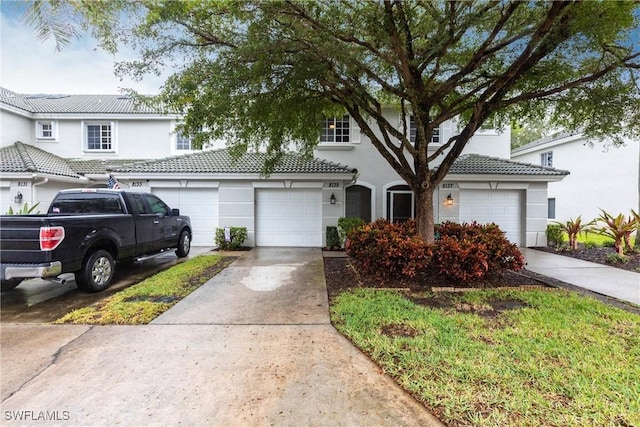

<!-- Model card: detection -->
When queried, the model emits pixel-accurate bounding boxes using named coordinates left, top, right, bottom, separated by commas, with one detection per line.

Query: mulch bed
left=323, top=256, right=549, bottom=300
left=535, top=245, right=640, bottom=273
left=323, top=254, right=640, bottom=315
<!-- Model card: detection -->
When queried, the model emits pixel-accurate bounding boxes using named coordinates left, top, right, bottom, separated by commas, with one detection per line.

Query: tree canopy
left=26, top=0, right=640, bottom=242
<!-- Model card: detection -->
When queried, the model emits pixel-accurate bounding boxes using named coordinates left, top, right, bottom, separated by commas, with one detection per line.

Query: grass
left=330, top=288, right=640, bottom=427
left=55, top=254, right=231, bottom=325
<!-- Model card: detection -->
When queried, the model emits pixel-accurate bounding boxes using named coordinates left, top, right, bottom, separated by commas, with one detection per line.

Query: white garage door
left=152, top=188, right=218, bottom=246
left=460, top=190, right=522, bottom=246
left=256, top=189, right=322, bottom=247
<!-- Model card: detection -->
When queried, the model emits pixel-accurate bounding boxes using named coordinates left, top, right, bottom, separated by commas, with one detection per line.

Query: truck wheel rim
left=182, top=234, right=190, bottom=253
left=92, top=257, right=112, bottom=285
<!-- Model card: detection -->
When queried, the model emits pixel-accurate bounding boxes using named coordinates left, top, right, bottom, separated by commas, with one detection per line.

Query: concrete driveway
left=1, top=248, right=442, bottom=426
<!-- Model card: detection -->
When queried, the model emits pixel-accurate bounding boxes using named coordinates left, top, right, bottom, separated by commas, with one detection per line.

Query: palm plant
left=5, top=202, right=41, bottom=215
left=594, top=210, right=638, bottom=255
left=554, top=216, right=593, bottom=250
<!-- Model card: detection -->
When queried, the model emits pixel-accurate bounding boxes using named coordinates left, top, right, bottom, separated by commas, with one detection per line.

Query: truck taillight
left=40, top=226, right=65, bottom=251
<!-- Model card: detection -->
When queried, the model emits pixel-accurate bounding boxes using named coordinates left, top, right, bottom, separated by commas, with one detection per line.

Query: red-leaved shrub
left=345, top=219, right=432, bottom=281
left=433, top=221, right=524, bottom=283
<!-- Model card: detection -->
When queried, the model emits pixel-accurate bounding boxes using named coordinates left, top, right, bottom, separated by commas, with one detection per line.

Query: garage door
left=460, top=190, right=522, bottom=246
left=256, top=189, right=322, bottom=247
left=152, top=188, right=218, bottom=246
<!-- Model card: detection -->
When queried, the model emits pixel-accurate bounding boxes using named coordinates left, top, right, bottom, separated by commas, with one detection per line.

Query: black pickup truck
left=0, top=189, right=192, bottom=292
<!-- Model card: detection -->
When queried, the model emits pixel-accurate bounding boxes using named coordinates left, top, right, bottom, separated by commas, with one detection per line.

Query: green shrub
left=325, top=226, right=340, bottom=249
left=214, top=227, right=247, bottom=250
left=337, top=217, right=365, bottom=246
left=605, top=252, right=629, bottom=264
left=546, top=224, right=565, bottom=248
left=432, top=222, right=525, bottom=283
left=345, top=219, right=431, bottom=282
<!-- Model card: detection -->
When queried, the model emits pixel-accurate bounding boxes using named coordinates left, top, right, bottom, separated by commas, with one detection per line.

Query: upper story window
left=176, top=131, right=193, bottom=151
left=541, top=151, right=553, bottom=167
left=321, top=115, right=350, bottom=143
left=85, top=122, right=113, bottom=151
left=36, top=120, right=57, bottom=140
left=409, top=116, right=440, bottom=144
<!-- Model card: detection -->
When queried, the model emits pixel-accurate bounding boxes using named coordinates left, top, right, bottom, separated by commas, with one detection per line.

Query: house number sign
left=131, top=181, right=144, bottom=187
left=327, top=182, right=341, bottom=188
left=442, top=183, right=454, bottom=189
left=17, top=181, right=30, bottom=187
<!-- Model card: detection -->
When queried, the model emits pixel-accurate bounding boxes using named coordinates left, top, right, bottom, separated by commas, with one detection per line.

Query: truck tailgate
left=0, top=216, right=52, bottom=264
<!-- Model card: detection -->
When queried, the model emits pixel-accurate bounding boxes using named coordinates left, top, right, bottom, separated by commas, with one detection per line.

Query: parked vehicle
left=0, top=189, right=192, bottom=292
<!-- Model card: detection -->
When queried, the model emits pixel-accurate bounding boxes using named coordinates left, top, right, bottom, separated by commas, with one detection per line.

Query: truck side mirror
left=171, top=208, right=180, bottom=216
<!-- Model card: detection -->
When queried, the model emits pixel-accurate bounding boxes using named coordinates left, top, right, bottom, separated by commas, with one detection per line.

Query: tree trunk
left=414, top=184, right=436, bottom=244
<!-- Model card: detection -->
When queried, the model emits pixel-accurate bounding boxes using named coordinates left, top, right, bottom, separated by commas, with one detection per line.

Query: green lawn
left=331, top=288, right=640, bottom=426
left=56, top=254, right=231, bottom=325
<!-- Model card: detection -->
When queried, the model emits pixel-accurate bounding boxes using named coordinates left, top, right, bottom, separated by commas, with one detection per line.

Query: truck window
left=144, top=194, right=170, bottom=216
left=50, top=193, right=124, bottom=214
left=129, top=193, right=149, bottom=214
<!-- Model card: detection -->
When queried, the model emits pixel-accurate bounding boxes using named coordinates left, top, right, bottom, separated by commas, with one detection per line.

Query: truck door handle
left=153, top=220, right=159, bottom=224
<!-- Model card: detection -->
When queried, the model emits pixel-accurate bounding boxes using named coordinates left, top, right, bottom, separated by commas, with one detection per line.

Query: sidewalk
left=521, top=248, right=640, bottom=306
left=1, top=248, right=443, bottom=427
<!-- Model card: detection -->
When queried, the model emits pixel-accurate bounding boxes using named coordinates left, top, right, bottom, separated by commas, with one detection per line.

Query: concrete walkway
left=521, top=248, right=640, bottom=306
left=1, top=248, right=443, bottom=427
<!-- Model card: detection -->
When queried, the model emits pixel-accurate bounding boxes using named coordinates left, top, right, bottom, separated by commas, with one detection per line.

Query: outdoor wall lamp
left=14, top=191, right=23, bottom=204
left=330, top=193, right=336, bottom=205
left=445, top=194, right=453, bottom=206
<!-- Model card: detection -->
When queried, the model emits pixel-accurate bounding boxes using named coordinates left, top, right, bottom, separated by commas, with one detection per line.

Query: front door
left=390, top=191, right=413, bottom=222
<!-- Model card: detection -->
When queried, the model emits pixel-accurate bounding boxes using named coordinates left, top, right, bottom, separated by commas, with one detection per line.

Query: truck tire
left=175, top=230, right=191, bottom=258
left=1, top=279, right=23, bottom=292
left=76, top=250, right=115, bottom=292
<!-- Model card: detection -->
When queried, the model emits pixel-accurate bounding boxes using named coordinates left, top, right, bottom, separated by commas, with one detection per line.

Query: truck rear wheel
left=176, top=230, right=191, bottom=258
left=76, top=250, right=115, bottom=292
left=1, top=279, right=23, bottom=292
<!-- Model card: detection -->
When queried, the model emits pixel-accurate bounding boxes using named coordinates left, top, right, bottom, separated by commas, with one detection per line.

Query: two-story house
left=511, top=132, right=639, bottom=223
left=1, top=87, right=568, bottom=247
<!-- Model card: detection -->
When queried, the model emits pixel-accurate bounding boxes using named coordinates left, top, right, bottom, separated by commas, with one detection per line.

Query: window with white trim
left=85, top=122, right=113, bottom=151
left=321, top=115, right=350, bottom=143
left=36, top=120, right=57, bottom=140
left=176, top=130, right=192, bottom=150
left=409, top=116, right=440, bottom=144
left=541, top=151, right=553, bottom=167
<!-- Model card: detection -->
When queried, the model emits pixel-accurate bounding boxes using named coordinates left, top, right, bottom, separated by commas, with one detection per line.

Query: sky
left=0, top=1, right=165, bottom=95
left=1, top=2, right=638, bottom=97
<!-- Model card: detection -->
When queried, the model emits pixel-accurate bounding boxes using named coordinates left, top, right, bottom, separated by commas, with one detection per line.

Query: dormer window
left=321, top=115, right=350, bottom=143
left=409, top=116, right=440, bottom=144
left=36, top=120, right=57, bottom=141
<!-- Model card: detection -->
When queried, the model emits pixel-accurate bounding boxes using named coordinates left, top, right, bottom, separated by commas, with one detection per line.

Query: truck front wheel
left=76, top=250, right=115, bottom=292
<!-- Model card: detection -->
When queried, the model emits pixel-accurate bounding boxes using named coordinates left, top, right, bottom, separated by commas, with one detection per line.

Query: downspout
left=31, top=175, right=49, bottom=205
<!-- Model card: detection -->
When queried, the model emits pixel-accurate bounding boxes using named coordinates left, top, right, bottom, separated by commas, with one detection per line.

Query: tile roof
left=0, top=143, right=355, bottom=178
left=109, top=149, right=357, bottom=175
left=68, top=159, right=146, bottom=175
left=0, top=87, right=166, bottom=114
left=447, top=154, right=569, bottom=176
left=511, top=130, right=582, bottom=154
left=0, top=142, right=83, bottom=178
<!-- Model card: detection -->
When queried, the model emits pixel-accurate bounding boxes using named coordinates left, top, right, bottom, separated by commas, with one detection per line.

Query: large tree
left=27, top=0, right=640, bottom=242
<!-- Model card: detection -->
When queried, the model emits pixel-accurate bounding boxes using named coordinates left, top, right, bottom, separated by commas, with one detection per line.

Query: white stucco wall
left=512, top=135, right=639, bottom=223
left=0, top=109, right=31, bottom=147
